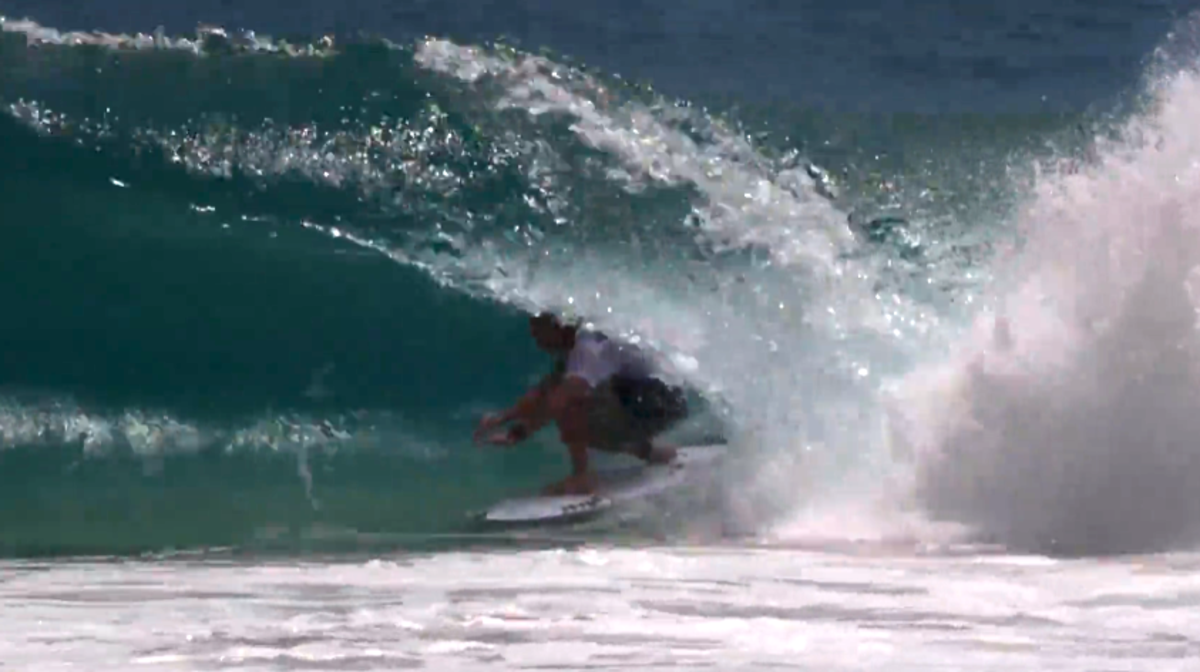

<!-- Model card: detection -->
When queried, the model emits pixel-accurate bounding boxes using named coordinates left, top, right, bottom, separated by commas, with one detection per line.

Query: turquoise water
left=1, top=4, right=1199, bottom=560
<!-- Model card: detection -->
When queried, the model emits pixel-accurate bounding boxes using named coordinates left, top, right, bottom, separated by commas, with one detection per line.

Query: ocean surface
left=3, top=0, right=1200, bottom=668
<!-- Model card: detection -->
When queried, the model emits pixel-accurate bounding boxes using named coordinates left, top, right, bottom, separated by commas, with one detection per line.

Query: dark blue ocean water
left=1, top=0, right=1190, bottom=112
left=0, top=0, right=1196, bottom=557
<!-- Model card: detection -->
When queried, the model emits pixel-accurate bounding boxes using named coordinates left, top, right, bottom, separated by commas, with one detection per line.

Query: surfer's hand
left=473, top=413, right=504, bottom=443
left=478, top=421, right=529, bottom=447
left=481, top=430, right=517, bottom=446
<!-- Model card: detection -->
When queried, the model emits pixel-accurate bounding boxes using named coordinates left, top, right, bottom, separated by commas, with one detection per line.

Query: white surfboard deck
left=478, top=444, right=726, bottom=525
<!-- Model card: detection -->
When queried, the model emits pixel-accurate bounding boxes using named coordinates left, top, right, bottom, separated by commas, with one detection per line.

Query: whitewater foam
left=887, top=62, right=1200, bottom=555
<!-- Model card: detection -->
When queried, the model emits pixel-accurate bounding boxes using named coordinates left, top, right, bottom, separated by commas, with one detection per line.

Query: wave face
left=0, top=5, right=1196, bottom=557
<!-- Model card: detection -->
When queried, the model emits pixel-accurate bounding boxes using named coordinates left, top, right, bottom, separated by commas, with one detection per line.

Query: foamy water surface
left=3, top=545, right=1199, bottom=671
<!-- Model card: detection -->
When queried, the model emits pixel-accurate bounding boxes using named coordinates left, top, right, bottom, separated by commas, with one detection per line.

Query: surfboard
left=476, top=444, right=726, bottom=525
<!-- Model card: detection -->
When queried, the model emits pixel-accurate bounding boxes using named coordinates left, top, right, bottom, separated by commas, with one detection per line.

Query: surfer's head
left=529, top=311, right=578, bottom=352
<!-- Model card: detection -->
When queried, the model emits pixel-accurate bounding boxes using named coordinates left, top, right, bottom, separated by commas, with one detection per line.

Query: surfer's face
left=529, top=315, right=573, bottom=352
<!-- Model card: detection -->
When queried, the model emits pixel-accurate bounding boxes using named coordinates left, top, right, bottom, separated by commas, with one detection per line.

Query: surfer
left=474, top=311, right=689, bottom=495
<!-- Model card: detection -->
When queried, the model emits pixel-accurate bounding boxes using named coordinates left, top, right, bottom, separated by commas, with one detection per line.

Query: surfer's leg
left=581, top=382, right=634, bottom=455
left=629, top=439, right=677, bottom=464
left=608, top=377, right=687, bottom=463
left=545, top=400, right=600, bottom=495
left=622, top=413, right=679, bottom=464
left=564, top=379, right=686, bottom=465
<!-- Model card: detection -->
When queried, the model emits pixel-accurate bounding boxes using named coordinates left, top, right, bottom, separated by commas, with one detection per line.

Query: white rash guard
left=563, top=332, right=656, bottom=388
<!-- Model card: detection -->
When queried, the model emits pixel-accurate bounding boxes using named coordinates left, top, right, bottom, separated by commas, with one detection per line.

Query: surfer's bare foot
left=543, top=472, right=597, bottom=496
left=645, top=444, right=677, bottom=464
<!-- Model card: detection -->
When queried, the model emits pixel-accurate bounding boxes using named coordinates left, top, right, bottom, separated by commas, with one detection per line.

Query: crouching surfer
left=474, top=312, right=689, bottom=495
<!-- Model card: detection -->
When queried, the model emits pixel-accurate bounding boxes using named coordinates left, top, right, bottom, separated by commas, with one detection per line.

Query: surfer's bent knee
left=555, top=400, right=589, bottom=444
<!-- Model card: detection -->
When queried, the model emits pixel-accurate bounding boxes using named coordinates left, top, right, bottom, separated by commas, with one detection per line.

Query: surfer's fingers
left=483, top=431, right=516, bottom=446
left=473, top=413, right=503, bottom=439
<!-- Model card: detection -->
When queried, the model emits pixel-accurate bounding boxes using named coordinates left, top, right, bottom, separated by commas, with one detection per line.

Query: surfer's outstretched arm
left=474, top=373, right=558, bottom=445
